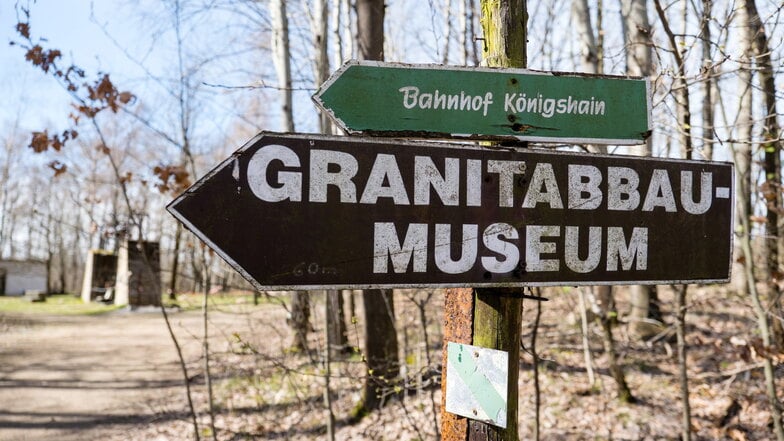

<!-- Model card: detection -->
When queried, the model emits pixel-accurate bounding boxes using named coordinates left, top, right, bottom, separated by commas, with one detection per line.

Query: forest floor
left=0, top=286, right=781, bottom=440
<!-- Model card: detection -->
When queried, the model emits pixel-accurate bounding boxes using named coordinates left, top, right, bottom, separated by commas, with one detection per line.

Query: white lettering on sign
left=526, top=225, right=560, bottom=272
left=607, top=227, right=648, bottom=271
left=414, top=156, right=460, bottom=206
left=564, top=226, right=602, bottom=273
left=435, top=224, right=478, bottom=274
left=361, top=154, right=410, bottom=205
left=607, top=167, right=641, bottom=211
left=681, top=171, right=713, bottom=214
left=568, top=165, right=602, bottom=210
left=373, top=223, right=428, bottom=273
left=247, top=144, right=302, bottom=202
left=481, top=223, right=520, bottom=273
left=245, top=144, right=725, bottom=278
left=522, top=163, right=563, bottom=209
left=309, top=149, right=358, bottom=203
left=503, top=93, right=606, bottom=118
left=371, top=222, right=649, bottom=275
left=399, top=86, right=494, bottom=116
left=247, top=145, right=718, bottom=213
left=487, top=160, right=526, bottom=207
left=396, top=86, right=609, bottom=120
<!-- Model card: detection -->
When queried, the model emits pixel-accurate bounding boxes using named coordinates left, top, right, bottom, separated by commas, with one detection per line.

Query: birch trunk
left=310, top=0, right=330, bottom=133
left=273, top=0, right=309, bottom=350
left=332, top=0, right=344, bottom=65
left=442, top=0, right=453, bottom=64
left=732, top=0, right=754, bottom=296
left=343, top=0, right=355, bottom=60
left=459, top=0, right=468, bottom=65
left=270, top=0, right=294, bottom=132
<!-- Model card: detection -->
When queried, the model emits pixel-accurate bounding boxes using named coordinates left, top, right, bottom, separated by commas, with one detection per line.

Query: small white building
left=0, top=260, right=47, bottom=296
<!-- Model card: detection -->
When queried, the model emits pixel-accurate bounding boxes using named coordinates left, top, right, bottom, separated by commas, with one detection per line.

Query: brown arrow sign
left=167, top=132, right=733, bottom=291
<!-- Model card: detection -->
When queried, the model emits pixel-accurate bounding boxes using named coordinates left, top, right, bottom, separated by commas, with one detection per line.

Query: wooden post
left=441, top=1, right=527, bottom=440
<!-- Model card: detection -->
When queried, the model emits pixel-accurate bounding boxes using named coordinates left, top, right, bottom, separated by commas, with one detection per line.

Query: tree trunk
left=734, top=136, right=784, bottom=441
left=323, top=292, right=336, bottom=441
left=270, top=0, right=294, bottom=132
left=289, top=291, right=310, bottom=352
left=169, top=222, right=181, bottom=300
left=652, top=1, right=698, bottom=435
left=358, top=289, right=400, bottom=413
left=309, top=0, right=349, bottom=356
left=440, top=2, right=527, bottom=440
left=468, top=0, right=480, bottom=66
left=621, top=0, right=661, bottom=340
left=272, top=0, right=308, bottom=349
left=738, top=1, right=784, bottom=438
left=572, top=0, right=632, bottom=400
left=442, top=0, right=453, bottom=64
left=531, top=297, right=542, bottom=441
left=201, top=257, right=217, bottom=441
left=356, top=0, right=385, bottom=61
left=327, top=290, right=348, bottom=356
left=742, top=0, right=784, bottom=350
left=578, top=288, right=597, bottom=388
left=674, top=284, right=692, bottom=441
left=331, top=0, right=346, bottom=66
left=354, top=0, right=401, bottom=416
left=458, top=0, right=468, bottom=65
left=310, top=0, right=331, bottom=132
left=700, top=0, right=714, bottom=161
left=572, top=0, right=598, bottom=76
left=730, top=1, right=753, bottom=296
left=594, top=285, right=634, bottom=402
left=470, top=3, right=527, bottom=439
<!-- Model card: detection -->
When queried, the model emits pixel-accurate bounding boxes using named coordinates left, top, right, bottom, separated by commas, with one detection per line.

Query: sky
left=0, top=0, right=288, bottom=163
left=0, top=0, right=453, bottom=154
left=0, top=1, right=136, bottom=132
left=0, top=0, right=764, bottom=164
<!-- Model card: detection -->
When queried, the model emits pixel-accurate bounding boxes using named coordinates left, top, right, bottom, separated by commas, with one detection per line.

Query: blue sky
left=0, top=0, right=281, bottom=158
left=0, top=1, right=137, bottom=131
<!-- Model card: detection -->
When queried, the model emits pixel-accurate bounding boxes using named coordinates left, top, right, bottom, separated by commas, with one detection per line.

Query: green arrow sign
left=313, top=60, right=651, bottom=145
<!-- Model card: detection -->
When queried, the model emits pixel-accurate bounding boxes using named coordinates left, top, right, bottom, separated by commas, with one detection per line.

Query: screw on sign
left=167, top=132, right=734, bottom=292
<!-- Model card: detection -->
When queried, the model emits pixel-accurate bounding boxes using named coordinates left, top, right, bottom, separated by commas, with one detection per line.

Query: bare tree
left=743, top=0, right=784, bottom=350
left=699, top=0, right=715, bottom=161
left=736, top=1, right=784, bottom=438
left=621, top=0, right=663, bottom=341
left=354, top=0, right=402, bottom=416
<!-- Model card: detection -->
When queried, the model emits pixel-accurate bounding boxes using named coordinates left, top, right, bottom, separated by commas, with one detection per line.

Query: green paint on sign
left=447, top=342, right=507, bottom=425
left=313, top=60, right=651, bottom=145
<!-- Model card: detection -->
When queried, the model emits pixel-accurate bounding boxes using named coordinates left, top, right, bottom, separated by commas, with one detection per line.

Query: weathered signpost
left=313, top=60, right=651, bottom=145
left=168, top=2, right=735, bottom=439
left=167, top=132, right=733, bottom=290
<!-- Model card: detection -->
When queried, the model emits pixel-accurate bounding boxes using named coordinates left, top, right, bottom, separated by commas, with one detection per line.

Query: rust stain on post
left=441, top=287, right=475, bottom=440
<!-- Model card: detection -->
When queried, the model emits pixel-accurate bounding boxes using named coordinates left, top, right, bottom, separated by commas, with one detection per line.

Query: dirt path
left=0, top=308, right=208, bottom=441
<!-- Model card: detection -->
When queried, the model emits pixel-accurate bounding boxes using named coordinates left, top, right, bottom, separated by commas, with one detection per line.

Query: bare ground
left=0, top=307, right=211, bottom=441
left=1, top=287, right=783, bottom=440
